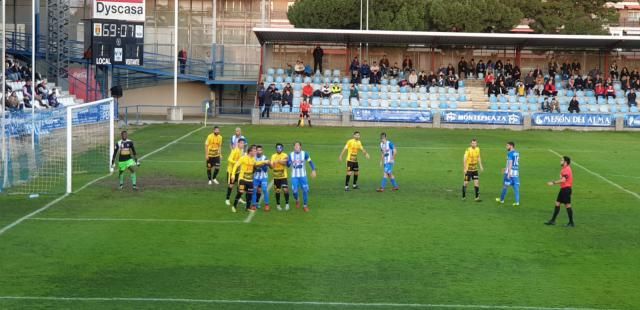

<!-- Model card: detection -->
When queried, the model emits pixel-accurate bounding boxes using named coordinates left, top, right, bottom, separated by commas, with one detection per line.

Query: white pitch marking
left=0, top=296, right=614, bottom=310
left=610, top=174, right=640, bottom=180
left=548, top=149, right=640, bottom=200
left=27, top=217, right=241, bottom=224
left=0, top=126, right=207, bottom=238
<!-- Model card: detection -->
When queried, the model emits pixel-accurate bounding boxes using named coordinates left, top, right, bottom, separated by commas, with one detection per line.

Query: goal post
left=0, top=98, right=115, bottom=195
left=66, top=98, right=115, bottom=194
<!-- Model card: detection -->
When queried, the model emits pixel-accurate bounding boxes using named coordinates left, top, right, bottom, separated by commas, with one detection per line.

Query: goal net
left=1, top=98, right=114, bottom=195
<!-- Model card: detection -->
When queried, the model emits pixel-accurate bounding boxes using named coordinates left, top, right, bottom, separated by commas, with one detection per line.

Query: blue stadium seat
left=350, top=98, right=360, bottom=106
left=400, top=101, right=409, bottom=108
left=529, top=104, right=538, bottom=111
left=381, top=79, right=389, bottom=85
left=614, top=83, right=621, bottom=91
left=509, top=97, right=517, bottom=104
left=607, top=97, right=616, bottom=105
left=490, top=96, right=498, bottom=103
left=449, top=102, right=457, bottom=109
left=616, top=98, right=626, bottom=106
left=400, top=87, right=408, bottom=94
left=458, top=80, right=465, bottom=88
left=631, top=106, right=639, bottom=113
left=518, top=97, right=526, bottom=104
left=267, top=68, right=275, bottom=75
left=448, top=87, right=456, bottom=95
left=410, top=93, right=418, bottom=101
left=508, top=88, right=516, bottom=96
left=439, top=102, right=448, bottom=109
left=610, top=105, right=618, bottom=113
left=379, top=92, right=388, bottom=100
left=390, top=100, right=399, bottom=108
left=428, top=86, right=435, bottom=93
left=360, top=92, right=369, bottom=100
left=342, top=77, right=350, bottom=84
left=457, top=87, right=465, bottom=95
left=585, top=90, right=595, bottom=97
left=619, top=105, right=629, bottom=113
left=313, top=76, right=321, bottom=84
left=389, top=93, right=399, bottom=100
left=333, top=69, right=341, bottom=77
left=410, top=101, right=419, bottom=109
left=500, top=103, right=509, bottom=110
left=381, top=85, right=389, bottom=93
left=390, top=79, right=398, bottom=86
left=311, top=97, right=320, bottom=105
left=438, top=87, right=446, bottom=94
left=294, top=76, right=302, bottom=83
left=419, top=87, right=427, bottom=94
left=597, top=97, right=606, bottom=105
left=588, top=97, right=597, bottom=105
left=360, top=84, right=369, bottom=92
left=323, top=69, right=331, bottom=77
left=489, top=104, right=498, bottom=110
left=458, top=95, right=467, bottom=102
left=527, top=96, right=537, bottom=104
left=510, top=104, right=520, bottom=111
left=499, top=96, right=508, bottom=103
left=372, top=85, right=379, bottom=93
left=360, top=99, right=369, bottom=107
left=370, top=99, right=379, bottom=107
left=361, top=78, right=370, bottom=85
left=576, top=90, right=584, bottom=97
left=430, top=102, right=439, bottom=109
left=477, top=73, right=484, bottom=79
left=265, top=75, right=274, bottom=83
left=271, top=105, right=280, bottom=112
left=285, top=76, right=293, bottom=83
left=294, top=83, right=302, bottom=91
left=276, top=68, right=284, bottom=75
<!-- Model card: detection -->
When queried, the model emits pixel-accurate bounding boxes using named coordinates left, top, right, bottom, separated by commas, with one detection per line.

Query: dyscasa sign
left=93, top=0, right=145, bottom=22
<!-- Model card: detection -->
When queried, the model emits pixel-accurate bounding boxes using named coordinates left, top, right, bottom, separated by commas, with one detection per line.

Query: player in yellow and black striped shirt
left=463, top=139, right=484, bottom=201
left=205, top=126, right=223, bottom=185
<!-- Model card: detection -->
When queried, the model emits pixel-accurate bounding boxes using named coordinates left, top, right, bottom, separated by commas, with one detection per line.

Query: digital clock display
left=87, top=19, right=144, bottom=66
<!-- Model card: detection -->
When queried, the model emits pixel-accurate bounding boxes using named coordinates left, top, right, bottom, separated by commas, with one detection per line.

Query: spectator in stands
left=594, top=74, right=603, bottom=86
left=567, top=78, right=576, bottom=91
left=282, top=88, right=293, bottom=112
left=534, top=76, right=545, bottom=96
left=585, top=76, right=594, bottom=90
left=349, top=56, right=360, bottom=75
left=609, top=61, right=618, bottom=80
left=494, top=59, right=503, bottom=76
left=605, top=83, right=616, bottom=99
left=571, top=59, right=581, bottom=75
left=469, top=58, right=476, bottom=78
left=516, top=80, right=525, bottom=97
left=533, top=65, right=543, bottom=79
left=379, top=55, right=390, bottom=77
left=359, top=60, right=371, bottom=79
left=447, top=73, right=459, bottom=90
left=542, top=97, right=551, bottom=112
left=476, top=60, right=486, bottom=77
left=261, top=84, right=275, bottom=118
left=496, top=80, right=507, bottom=96
left=568, top=95, right=580, bottom=113
left=283, top=83, right=292, bottom=94
left=302, top=82, right=314, bottom=101
left=486, top=60, right=494, bottom=74
left=331, top=83, right=343, bottom=102
left=370, top=61, right=381, bottom=84
left=561, top=60, right=571, bottom=80
left=402, top=56, right=413, bottom=74
left=313, top=45, right=324, bottom=73
left=294, top=60, right=305, bottom=76
left=427, top=71, right=437, bottom=86
left=285, top=63, right=294, bottom=76
left=178, top=48, right=187, bottom=74
left=349, top=84, right=359, bottom=103
left=5, top=91, right=20, bottom=111
left=304, top=63, right=313, bottom=77
left=389, top=62, right=400, bottom=78
left=628, top=89, right=637, bottom=107
left=257, top=82, right=266, bottom=108
left=321, top=83, right=331, bottom=98
left=549, top=97, right=560, bottom=113
left=632, top=79, right=640, bottom=91
left=408, top=70, right=418, bottom=88
left=418, top=71, right=429, bottom=87
left=446, top=64, right=456, bottom=77
left=574, top=75, right=584, bottom=91
left=436, top=73, right=445, bottom=87
left=36, top=80, right=49, bottom=101
left=543, top=80, right=557, bottom=97
left=595, top=83, right=605, bottom=98
left=548, top=58, right=558, bottom=77
left=484, top=72, right=495, bottom=89
left=5, top=63, right=21, bottom=81
left=524, top=71, right=535, bottom=91
left=513, top=66, right=521, bottom=81
left=312, top=87, right=322, bottom=98
left=504, top=59, right=513, bottom=77
left=350, top=70, right=361, bottom=84
left=504, top=74, right=514, bottom=89
left=48, top=88, right=60, bottom=108
left=457, top=57, right=468, bottom=79
left=487, top=80, right=496, bottom=98
left=22, top=80, right=34, bottom=108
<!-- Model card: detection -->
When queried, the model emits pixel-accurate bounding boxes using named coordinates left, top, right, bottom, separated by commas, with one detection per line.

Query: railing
left=118, top=104, right=251, bottom=126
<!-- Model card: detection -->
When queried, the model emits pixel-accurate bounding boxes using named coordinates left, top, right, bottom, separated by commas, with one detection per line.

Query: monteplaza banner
left=441, top=111, right=523, bottom=125
left=625, top=114, right=640, bottom=128
left=532, top=113, right=615, bottom=127
left=352, top=108, right=433, bottom=123
left=93, top=0, right=145, bottom=22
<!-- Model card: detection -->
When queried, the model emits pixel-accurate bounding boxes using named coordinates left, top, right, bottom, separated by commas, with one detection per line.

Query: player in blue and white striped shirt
left=287, top=142, right=317, bottom=212
left=377, top=132, right=399, bottom=192
left=251, top=145, right=271, bottom=211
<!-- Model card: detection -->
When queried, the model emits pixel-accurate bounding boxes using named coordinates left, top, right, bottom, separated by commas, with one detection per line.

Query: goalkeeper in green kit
left=111, top=130, right=140, bottom=190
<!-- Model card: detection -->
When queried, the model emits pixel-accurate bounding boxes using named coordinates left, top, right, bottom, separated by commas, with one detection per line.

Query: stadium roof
left=253, top=28, right=640, bottom=49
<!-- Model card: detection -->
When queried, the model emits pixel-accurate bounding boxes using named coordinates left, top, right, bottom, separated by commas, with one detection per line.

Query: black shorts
left=464, top=170, right=479, bottom=182
left=274, top=178, right=289, bottom=189
left=300, top=111, right=310, bottom=118
left=347, top=161, right=359, bottom=172
left=557, top=187, right=572, bottom=204
left=227, top=172, right=240, bottom=185
left=238, top=180, right=254, bottom=193
left=207, top=156, right=221, bottom=168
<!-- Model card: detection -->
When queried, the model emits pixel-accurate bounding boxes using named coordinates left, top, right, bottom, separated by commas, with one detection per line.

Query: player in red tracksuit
left=297, top=99, right=312, bottom=127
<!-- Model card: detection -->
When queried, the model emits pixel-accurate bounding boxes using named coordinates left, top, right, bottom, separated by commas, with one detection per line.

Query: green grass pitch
left=0, top=124, right=639, bottom=309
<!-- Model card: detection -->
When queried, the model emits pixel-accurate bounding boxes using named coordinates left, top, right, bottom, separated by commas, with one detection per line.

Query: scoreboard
left=85, top=19, right=144, bottom=66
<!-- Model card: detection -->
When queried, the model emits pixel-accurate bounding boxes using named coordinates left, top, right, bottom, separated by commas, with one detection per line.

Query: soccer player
left=496, top=141, right=521, bottom=206
left=205, top=126, right=222, bottom=185
left=339, top=131, right=370, bottom=191
left=251, top=145, right=271, bottom=211
left=288, top=141, right=317, bottom=212
left=225, top=138, right=245, bottom=206
left=545, top=156, right=575, bottom=227
left=271, top=143, right=291, bottom=211
left=297, top=99, right=312, bottom=127
left=230, top=145, right=269, bottom=213
left=230, top=127, right=246, bottom=151
left=376, top=132, right=399, bottom=192
left=462, top=138, right=484, bottom=201
left=111, top=130, right=139, bottom=190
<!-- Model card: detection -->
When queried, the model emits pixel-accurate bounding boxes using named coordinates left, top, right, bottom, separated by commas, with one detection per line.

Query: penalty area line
left=0, top=126, right=207, bottom=238
left=26, top=217, right=242, bottom=224
left=0, top=296, right=614, bottom=310
left=548, top=149, right=640, bottom=200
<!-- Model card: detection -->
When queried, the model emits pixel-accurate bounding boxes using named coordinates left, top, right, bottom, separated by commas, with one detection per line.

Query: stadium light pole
left=173, top=0, right=178, bottom=107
